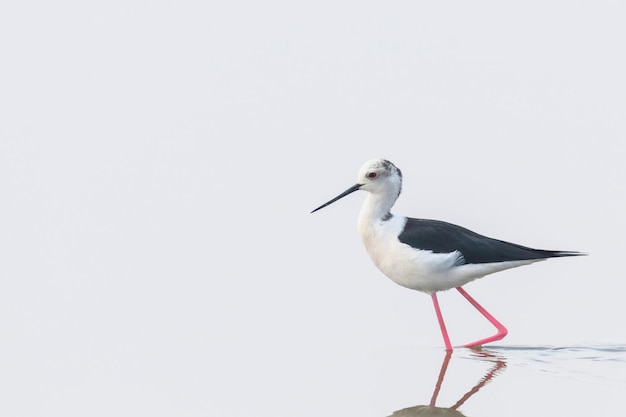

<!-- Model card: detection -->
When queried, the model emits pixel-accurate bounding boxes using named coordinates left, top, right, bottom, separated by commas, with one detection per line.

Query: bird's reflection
left=388, top=349, right=507, bottom=417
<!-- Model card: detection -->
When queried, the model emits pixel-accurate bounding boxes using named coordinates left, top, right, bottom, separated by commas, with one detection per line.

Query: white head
left=311, top=158, right=403, bottom=214
left=356, top=158, right=403, bottom=196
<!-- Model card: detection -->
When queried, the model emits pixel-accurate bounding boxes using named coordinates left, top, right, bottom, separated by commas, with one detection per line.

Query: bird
left=311, top=158, right=584, bottom=350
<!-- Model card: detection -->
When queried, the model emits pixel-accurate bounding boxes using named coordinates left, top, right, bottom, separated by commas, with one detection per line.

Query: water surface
left=382, top=344, right=626, bottom=417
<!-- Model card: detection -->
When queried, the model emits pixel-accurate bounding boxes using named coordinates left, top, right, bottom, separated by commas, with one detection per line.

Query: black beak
left=311, top=184, right=361, bottom=213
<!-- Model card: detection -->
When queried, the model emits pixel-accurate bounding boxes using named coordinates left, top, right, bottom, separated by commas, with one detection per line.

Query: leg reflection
left=450, top=350, right=507, bottom=410
left=429, top=350, right=452, bottom=407
left=389, top=349, right=507, bottom=417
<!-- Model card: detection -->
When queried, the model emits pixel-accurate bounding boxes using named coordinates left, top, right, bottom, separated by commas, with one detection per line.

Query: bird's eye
left=367, top=172, right=378, bottom=179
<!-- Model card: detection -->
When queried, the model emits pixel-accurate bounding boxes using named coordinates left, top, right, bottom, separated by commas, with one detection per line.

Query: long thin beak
left=311, top=184, right=361, bottom=213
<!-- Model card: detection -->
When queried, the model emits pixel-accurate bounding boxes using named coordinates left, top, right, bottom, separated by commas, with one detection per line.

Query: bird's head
left=357, top=158, right=402, bottom=195
left=311, top=158, right=402, bottom=213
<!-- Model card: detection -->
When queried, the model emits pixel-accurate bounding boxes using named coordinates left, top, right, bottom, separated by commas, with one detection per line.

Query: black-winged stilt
left=311, top=159, right=583, bottom=350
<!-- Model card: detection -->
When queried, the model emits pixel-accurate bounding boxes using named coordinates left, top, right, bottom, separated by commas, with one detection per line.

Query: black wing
left=397, top=218, right=581, bottom=264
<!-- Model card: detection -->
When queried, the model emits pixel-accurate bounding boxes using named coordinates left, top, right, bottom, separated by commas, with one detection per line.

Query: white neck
left=359, top=190, right=398, bottom=223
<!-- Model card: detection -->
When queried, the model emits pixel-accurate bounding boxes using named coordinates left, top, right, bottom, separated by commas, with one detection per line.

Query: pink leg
left=431, top=293, right=453, bottom=351
left=456, top=287, right=508, bottom=348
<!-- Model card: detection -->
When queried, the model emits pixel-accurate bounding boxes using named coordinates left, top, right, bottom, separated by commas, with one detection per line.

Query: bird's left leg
left=456, top=287, right=508, bottom=348
left=431, top=293, right=453, bottom=351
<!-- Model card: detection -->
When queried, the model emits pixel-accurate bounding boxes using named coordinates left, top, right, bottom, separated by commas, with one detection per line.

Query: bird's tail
left=544, top=250, right=587, bottom=258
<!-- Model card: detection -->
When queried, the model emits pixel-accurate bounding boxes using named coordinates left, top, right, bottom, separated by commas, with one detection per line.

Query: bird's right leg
left=456, top=287, right=508, bottom=348
left=431, top=293, right=453, bottom=351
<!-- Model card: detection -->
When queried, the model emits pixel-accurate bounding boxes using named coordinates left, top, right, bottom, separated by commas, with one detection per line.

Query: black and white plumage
left=398, top=218, right=579, bottom=265
left=311, top=158, right=583, bottom=349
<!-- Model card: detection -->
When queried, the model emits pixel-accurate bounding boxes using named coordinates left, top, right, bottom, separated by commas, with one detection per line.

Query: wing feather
left=397, top=218, right=580, bottom=264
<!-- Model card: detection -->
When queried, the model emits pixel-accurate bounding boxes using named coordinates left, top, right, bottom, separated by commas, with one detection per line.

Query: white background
left=1, top=1, right=624, bottom=415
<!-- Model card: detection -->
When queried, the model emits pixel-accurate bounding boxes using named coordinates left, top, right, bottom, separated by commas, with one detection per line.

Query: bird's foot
left=462, top=327, right=508, bottom=348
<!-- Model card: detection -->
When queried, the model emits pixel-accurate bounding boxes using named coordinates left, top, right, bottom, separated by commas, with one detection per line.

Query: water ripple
left=458, top=344, right=626, bottom=386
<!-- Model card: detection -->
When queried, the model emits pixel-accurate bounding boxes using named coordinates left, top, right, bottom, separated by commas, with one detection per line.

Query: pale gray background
left=1, top=1, right=624, bottom=416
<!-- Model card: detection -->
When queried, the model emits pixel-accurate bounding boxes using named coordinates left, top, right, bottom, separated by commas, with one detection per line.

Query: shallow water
left=238, top=343, right=625, bottom=416
left=380, top=345, right=626, bottom=417
left=207, top=332, right=626, bottom=416
left=481, top=344, right=626, bottom=385
left=218, top=343, right=626, bottom=416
